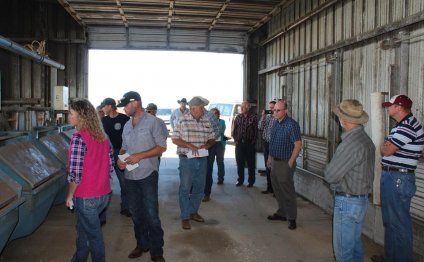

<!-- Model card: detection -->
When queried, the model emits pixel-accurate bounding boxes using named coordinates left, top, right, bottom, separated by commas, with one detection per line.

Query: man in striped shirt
left=381, top=95, right=424, bottom=262
left=172, top=96, right=215, bottom=230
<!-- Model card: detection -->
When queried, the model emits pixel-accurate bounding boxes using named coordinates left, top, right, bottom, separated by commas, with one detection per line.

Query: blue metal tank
left=36, top=126, right=72, bottom=205
left=0, top=133, right=65, bottom=240
left=0, top=173, right=24, bottom=253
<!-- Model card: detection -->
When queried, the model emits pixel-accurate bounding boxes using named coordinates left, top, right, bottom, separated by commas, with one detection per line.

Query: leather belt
left=273, top=158, right=285, bottom=161
left=381, top=165, right=414, bottom=173
left=336, top=192, right=368, bottom=198
left=178, top=154, right=206, bottom=159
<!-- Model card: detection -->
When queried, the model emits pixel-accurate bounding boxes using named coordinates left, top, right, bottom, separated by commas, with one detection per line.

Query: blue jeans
left=126, top=172, right=164, bottom=257
left=205, top=142, right=225, bottom=195
left=381, top=171, right=416, bottom=262
left=113, top=150, right=129, bottom=211
left=179, top=156, right=207, bottom=219
left=72, top=193, right=111, bottom=262
left=333, top=195, right=368, bottom=262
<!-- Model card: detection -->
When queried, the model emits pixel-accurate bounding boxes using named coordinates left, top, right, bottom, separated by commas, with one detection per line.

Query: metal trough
left=0, top=173, right=24, bottom=253
left=0, top=134, right=64, bottom=240
left=36, top=127, right=70, bottom=205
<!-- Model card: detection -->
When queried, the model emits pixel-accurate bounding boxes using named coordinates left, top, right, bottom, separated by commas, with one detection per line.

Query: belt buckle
left=399, top=168, right=408, bottom=173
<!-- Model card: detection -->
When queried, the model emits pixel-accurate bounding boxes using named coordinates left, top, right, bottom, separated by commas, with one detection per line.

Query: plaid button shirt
left=67, top=134, right=114, bottom=184
left=172, top=113, right=215, bottom=155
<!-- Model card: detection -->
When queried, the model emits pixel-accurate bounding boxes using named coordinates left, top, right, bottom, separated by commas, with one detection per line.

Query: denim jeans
left=126, top=171, right=164, bottom=257
left=381, top=171, right=416, bottom=262
left=113, top=150, right=129, bottom=211
left=72, top=193, right=111, bottom=262
left=205, top=142, right=225, bottom=195
left=179, top=156, right=207, bottom=219
left=333, top=195, right=368, bottom=262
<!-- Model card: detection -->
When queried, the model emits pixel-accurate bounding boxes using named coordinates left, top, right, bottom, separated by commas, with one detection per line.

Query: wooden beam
left=208, top=0, right=230, bottom=32
left=57, top=0, right=85, bottom=28
left=116, top=0, right=128, bottom=28
left=167, top=0, right=175, bottom=29
left=248, top=0, right=292, bottom=34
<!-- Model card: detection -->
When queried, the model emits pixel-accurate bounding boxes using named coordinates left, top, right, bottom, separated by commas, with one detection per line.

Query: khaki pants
left=270, top=159, right=297, bottom=220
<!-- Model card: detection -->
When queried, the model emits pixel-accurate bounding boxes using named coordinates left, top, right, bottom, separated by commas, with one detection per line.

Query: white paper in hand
left=118, top=153, right=139, bottom=171
left=187, top=148, right=209, bottom=158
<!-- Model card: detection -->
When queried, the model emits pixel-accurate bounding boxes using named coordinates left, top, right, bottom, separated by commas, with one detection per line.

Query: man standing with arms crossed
left=170, top=98, right=189, bottom=131
left=172, top=96, right=215, bottom=230
left=100, top=97, right=131, bottom=217
left=116, top=91, right=167, bottom=262
left=381, top=95, right=424, bottom=262
left=325, top=99, right=375, bottom=262
left=266, top=100, right=301, bottom=230
left=232, top=101, right=258, bottom=187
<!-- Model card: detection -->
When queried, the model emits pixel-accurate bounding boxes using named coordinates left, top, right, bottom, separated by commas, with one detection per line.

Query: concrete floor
left=0, top=140, right=383, bottom=262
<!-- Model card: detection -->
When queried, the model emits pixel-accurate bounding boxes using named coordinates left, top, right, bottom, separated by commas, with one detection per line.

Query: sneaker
left=217, top=181, right=224, bottom=185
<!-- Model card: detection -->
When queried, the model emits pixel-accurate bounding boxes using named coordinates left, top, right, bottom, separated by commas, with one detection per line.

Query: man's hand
left=125, top=154, right=140, bottom=165
left=288, top=159, right=294, bottom=168
left=117, top=159, right=127, bottom=170
left=267, top=157, right=272, bottom=169
left=381, top=140, right=399, bottom=156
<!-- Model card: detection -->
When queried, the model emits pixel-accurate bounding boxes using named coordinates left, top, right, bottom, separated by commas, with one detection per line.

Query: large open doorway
left=88, top=50, right=244, bottom=109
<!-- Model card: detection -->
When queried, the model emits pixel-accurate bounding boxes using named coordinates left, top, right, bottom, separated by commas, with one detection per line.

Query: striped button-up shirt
left=325, top=126, right=375, bottom=195
left=172, top=113, right=215, bottom=155
left=232, top=112, right=258, bottom=144
left=381, top=113, right=424, bottom=170
left=68, top=134, right=114, bottom=184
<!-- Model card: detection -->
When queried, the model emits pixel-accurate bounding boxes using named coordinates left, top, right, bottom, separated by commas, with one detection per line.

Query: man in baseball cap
left=381, top=94, right=424, bottom=261
left=116, top=91, right=141, bottom=107
left=382, top=94, right=412, bottom=109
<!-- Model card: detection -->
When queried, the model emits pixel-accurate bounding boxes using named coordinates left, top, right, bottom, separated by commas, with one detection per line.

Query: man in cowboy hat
left=170, top=98, right=189, bottom=130
left=380, top=95, right=424, bottom=262
left=324, top=99, right=375, bottom=262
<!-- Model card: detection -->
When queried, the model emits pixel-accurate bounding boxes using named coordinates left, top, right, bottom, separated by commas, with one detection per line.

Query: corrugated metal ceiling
left=58, top=0, right=288, bottom=53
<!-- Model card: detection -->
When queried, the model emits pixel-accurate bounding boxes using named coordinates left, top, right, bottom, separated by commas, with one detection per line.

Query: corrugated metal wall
left=88, top=26, right=247, bottom=53
left=256, top=0, right=424, bottom=259
left=0, top=0, right=88, bottom=130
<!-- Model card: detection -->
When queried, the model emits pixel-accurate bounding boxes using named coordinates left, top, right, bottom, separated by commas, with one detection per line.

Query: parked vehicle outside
left=208, top=102, right=241, bottom=139
left=157, top=108, right=173, bottom=132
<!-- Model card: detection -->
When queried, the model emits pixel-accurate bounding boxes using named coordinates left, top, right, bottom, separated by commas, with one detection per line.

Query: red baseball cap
left=382, top=95, right=412, bottom=109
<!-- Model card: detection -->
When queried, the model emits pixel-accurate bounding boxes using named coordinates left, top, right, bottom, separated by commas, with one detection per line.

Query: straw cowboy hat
left=332, top=99, right=369, bottom=124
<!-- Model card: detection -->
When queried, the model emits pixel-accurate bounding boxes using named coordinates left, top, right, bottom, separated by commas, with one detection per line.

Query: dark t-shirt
left=101, top=113, right=130, bottom=150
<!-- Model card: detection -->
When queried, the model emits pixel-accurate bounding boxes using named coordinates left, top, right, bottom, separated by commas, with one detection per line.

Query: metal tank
left=0, top=172, right=24, bottom=253
left=0, top=132, right=65, bottom=240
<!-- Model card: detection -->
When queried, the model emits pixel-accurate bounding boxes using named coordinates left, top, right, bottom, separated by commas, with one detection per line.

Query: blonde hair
left=70, top=98, right=107, bottom=142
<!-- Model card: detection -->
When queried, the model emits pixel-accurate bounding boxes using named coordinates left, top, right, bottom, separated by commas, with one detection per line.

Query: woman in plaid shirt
left=65, top=98, right=114, bottom=262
